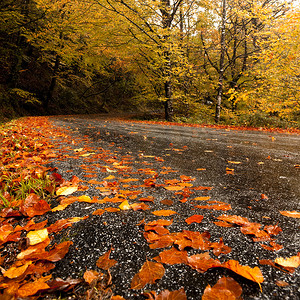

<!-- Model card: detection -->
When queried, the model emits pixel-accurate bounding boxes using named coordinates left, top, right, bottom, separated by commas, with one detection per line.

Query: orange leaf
left=92, top=208, right=105, bottom=216
left=202, top=276, right=242, bottom=300
left=4, top=261, right=32, bottom=279
left=222, top=260, right=264, bottom=284
left=195, top=202, right=231, bottom=211
left=187, top=252, right=221, bottom=272
left=131, top=260, right=165, bottom=289
left=164, top=186, right=185, bottom=191
left=154, top=247, right=188, bottom=265
left=193, top=196, right=210, bottom=201
left=146, top=288, right=187, bottom=300
left=83, top=270, right=100, bottom=284
left=146, top=219, right=173, bottom=227
left=131, top=202, right=150, bottom=211
left=17, top=275, right=52, bottom=297
left=96, top=248, right=117, bottom=270
left=185, top=215, right=204, bottom=225
left=279, top=211, right=300, bottom=218
left=152, top=210, right=177, bottom=216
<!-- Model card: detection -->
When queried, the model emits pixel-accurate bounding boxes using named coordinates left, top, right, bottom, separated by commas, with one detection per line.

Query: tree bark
left=215, top=0, right=226, bottom=123
left=45, top=54, right=60, bottom=110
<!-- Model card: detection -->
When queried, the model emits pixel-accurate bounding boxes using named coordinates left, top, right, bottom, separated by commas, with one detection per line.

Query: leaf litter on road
left=0, top=116, right=299, bottom=299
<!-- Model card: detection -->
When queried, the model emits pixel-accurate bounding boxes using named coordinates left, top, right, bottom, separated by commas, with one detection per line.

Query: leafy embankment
left=0, top=117, right=299, bottom=299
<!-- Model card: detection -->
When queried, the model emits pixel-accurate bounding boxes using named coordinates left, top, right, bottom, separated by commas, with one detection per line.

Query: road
left=48, top=115, right=300, bottom=299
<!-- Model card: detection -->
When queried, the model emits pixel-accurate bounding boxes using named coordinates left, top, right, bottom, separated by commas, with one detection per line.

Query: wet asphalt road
left=48, top=115, right=300, bottom=299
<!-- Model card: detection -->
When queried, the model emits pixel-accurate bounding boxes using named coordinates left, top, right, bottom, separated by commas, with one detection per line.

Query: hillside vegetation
left=0, top=0, right=299, bottom=128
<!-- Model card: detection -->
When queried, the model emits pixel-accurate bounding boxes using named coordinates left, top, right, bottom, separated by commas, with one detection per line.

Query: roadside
left=0, top=115, right=299, bottom=299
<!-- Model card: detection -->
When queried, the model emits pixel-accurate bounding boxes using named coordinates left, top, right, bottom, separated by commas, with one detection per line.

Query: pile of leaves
left=0, top=117, right=299, bottom=299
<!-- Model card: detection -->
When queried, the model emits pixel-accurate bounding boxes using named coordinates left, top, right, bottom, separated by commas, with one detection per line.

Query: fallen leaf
left=154, top=247, right=188, bottom=265
left=202, top=276, right=242, bottom=300
left=152, top=210, right=177, bottom=216
left=83, top=270, right=100, bottom=284
left=222, top=260, right=264, bottom=284
left=27, top=228, right=48, bottom=245
left=17, top=275, right=52, bottom=297
left=131, top=260, right=165, bottom=289
left=279, top=211, right=300, bottom=218
left=145, top=288, right=187, bottom=300
left=56, top=186, right=78, bottom=196
left=185, top=215, right=204, bottom=225
left=275, top=255, right=300, bottom=268
left=187, top=252, right=221, bottom=272
left=193, top=196, right=210, bottom=201
left=275, top=280, right=289, bottom=287
left=96, top=248, right=117, bottom=270
left=119, top=200, right=131, bottom=210
left=4, top=261, right=32, bottom=279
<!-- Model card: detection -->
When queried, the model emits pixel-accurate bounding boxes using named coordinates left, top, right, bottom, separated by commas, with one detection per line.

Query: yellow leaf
left=228, top=161, right=242, bottom=164
left=104, top=175, right=115, bottom=180
left=80, top=152, right=95, bottom=157
left=275, top=256, right=300, bottom=268
left=56, top=186, right=78, bottom=196
left=119, top=200, right=131, bottom=210
left=27, top=228, right=48, bottom=245
left=52, top=203, right=70, bottom=212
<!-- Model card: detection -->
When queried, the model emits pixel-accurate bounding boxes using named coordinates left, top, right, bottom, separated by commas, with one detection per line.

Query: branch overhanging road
left=47, top=115, right=300, bottom=299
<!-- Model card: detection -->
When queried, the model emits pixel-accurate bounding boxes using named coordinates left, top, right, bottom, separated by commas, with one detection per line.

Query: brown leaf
left=84, top=270, right=101, bottom=284
left=154, top=247, right=188, bottom=265
left=202, top=276, right=242, bottom=300
left=185, top=215, right=204, bottom=225
left=96, top=248, right=117, bottom=270
left=174, top=230, right=211, bottom=250
left=275, top=280, right=289, bottom=287
left=211, top=238, right=232, bottom=256
left=145, top=288, right=187, bottom=300
left=131, top=260, right=165, bottom=289
left=187, top=252, right=221, bottom=272
left=131, top=202, right=150, bottom=211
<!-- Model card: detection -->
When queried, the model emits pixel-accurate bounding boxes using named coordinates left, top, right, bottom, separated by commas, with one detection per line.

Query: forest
left=0, top=0, right=299, bottom=128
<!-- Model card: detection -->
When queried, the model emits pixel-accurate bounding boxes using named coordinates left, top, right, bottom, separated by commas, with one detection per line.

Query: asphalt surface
left=46, top=115, right=300, bottom=299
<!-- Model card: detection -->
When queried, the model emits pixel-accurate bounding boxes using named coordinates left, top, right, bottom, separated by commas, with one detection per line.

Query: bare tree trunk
left=161, top=0, right=174, bottom=121
left=45, top=54, right=60, bottom=110
left=215, top=0, right=226, bottom=123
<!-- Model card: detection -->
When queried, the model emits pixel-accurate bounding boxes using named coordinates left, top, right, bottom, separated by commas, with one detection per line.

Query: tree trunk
left=45, top=54, right=60, bottom=110
left=215, top=0, right=226, bottom=123
left=161, top=0, right=174, bottom=121
left=164, top=79, right=173, bottom=121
